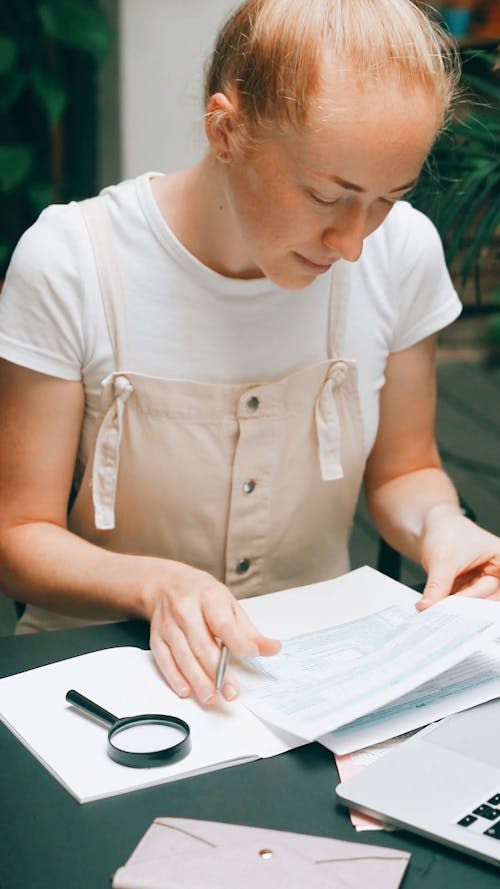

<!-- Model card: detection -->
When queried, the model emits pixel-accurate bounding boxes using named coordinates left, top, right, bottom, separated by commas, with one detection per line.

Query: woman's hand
left=146, top=560, right=281, bottom=705
left=417, top=506, right=500, bottom=611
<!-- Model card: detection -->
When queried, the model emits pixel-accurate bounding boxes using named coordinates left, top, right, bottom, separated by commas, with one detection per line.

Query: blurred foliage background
left=411, top=47, right=499, bottom=305
left=0, top=0, right=112, bottom=277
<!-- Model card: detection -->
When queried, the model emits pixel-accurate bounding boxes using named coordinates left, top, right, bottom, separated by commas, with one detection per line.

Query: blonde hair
left=205, top=0, right=460, bottom=136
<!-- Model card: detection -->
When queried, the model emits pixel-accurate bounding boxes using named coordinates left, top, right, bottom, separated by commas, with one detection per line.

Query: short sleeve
left=388, top=202, right=462, bottom=352
left=0, top=202, right=99, bottom=381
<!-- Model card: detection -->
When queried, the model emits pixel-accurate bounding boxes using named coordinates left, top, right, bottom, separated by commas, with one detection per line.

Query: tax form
left=321, top=641, right=500, bottom=753
left=236, top=595, right=500, bottom=745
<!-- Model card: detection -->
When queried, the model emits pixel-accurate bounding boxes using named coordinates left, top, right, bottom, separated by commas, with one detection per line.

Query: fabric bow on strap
left=315, top=362, right=348, bottom=482
left=92, top=374, right=134, bottom=529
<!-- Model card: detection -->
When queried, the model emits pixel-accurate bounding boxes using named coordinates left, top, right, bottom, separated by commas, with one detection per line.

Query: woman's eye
left=309, top=192, right=340, bottom=207
left=379, top=189, right=414, bottom=206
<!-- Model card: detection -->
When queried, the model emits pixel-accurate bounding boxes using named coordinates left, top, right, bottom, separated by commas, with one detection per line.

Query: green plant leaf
left=455, top=119, right=500, bottom=146
left=31, top=68, right=67, bottom=125
left=446, top=174, right=498, bottom=266
left=0, top=241, right=10, bottom=270
left=486, top=314, right=500, bottom=347
left=432, top=170, right=485, bottom=236
left=461, top=198, right=500, bottom=284
left=462, top=74, right=500, bottom=103
left=0, top=71, right=27, bottom=113
left=414, top=49, right=500, bottom=294
left=0, top=37, right=17, bottom=75
left=27, top=182, right=57, bottom=214
left=39, top=0, right=113, bottom=61
left=462, top=50, right=498, bottom=67
left=0, top=145, right=33, bottom=192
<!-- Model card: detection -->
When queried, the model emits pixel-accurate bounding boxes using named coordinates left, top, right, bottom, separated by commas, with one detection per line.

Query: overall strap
left=327, top=260, right=350, bottom=359
left=316, top=259, right=355, bottom=482
left=79, top=196, right=128, bottom=369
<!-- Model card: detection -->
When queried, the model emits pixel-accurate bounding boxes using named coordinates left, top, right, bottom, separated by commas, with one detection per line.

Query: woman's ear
left=205, top=92, right=240, bottom=163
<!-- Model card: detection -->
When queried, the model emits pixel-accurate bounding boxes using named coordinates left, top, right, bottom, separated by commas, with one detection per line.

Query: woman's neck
left=150, top=158, right=263, bottom=279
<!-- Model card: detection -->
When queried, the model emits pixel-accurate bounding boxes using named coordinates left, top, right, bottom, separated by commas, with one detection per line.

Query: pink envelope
left=112, top=817, right=410, bottom=889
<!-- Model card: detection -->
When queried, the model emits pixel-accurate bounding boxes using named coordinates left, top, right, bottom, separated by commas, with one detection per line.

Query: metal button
left=242, top=479, right=256, bottom=494
left=236, top=558, right=251, bottom=574
left=246, top=395, right=260, bottom=411
left=259, top=849, right=273, bottom=859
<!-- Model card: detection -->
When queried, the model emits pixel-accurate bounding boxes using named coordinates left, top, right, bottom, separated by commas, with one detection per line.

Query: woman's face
left=220, top=78, right=440, bottom=289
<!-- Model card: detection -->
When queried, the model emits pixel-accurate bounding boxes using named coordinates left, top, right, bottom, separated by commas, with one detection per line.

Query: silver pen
left=215, top=644, right=229, bottom=691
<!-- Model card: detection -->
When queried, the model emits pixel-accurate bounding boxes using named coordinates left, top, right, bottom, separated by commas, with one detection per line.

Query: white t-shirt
left=0, top=173, right=461, bottom=470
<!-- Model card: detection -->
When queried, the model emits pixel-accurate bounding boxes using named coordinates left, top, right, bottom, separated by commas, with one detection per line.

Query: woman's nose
left=322, top=208, right=365, bottom=263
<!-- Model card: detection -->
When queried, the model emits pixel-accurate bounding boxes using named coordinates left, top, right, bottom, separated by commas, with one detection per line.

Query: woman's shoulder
left=375, top=200, right=443, bottom=253
left=6, top=174, right=149, bottom=285
left=0, top=201, right=99, bottom=337
left=0, top=203, right=93, bottom=380
left=11, top=201, right=89, bottom=275
left=362, top=200, right=448, bottom=281
left=363, top=201, right=460, bottom=349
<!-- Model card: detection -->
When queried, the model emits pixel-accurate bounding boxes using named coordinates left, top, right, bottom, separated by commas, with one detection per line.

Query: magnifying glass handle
left=66, top=689, right=118, bottom=726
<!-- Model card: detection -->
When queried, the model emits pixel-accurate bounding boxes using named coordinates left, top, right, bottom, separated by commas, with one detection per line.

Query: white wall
left=98, top=0, right=122, bottom=187
left=119, top=0, right=237, bottom=177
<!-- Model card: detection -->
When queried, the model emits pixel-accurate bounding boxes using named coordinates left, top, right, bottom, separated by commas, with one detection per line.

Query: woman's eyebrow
left=323, top=174, right=419, bottom=193
left=388, top=178, right=419, bottom=193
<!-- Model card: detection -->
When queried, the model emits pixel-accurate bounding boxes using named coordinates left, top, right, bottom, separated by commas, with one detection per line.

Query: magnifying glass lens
left=65, top=690, right=191, bottom=767
left=112, top=720, right=186, bottom=754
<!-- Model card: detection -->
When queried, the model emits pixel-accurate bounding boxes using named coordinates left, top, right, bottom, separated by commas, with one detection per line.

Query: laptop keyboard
left=456, top=793, right=500, bottom=839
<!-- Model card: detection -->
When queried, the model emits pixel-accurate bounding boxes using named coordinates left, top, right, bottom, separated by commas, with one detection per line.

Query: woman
left=0, top=0, right=499, bottom=707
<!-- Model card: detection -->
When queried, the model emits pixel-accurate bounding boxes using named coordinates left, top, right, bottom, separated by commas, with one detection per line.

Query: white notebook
left=0, top=644, right=302, bottom=803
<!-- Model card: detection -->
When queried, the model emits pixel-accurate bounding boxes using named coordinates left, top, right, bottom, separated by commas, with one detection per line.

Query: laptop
left=335, top=697, right=500, bottom=866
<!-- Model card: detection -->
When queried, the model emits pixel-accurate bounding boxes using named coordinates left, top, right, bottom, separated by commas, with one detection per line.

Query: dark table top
left=0, top=620, right=499, bottom=889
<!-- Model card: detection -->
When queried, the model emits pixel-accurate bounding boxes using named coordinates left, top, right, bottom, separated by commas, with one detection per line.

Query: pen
left=215, top=644, right=229, bottom=691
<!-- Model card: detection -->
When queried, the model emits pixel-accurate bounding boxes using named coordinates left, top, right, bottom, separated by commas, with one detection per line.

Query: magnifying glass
left=66, top=689, right=191, bottom=768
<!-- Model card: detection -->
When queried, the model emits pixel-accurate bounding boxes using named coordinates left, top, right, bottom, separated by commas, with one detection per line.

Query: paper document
left=236, top=596, right=500, bottom=741
left=321, top=641, right=500, bottom=753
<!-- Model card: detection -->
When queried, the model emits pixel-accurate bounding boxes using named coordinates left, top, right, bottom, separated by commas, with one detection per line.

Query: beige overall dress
left=17, top=197, right=366, bottom=634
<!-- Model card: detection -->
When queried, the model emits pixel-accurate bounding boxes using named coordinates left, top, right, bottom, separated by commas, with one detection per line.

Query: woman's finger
left=217, top=665, right=239, bottom=702
left=453, top=575, right=500, bottom=600
left=449, top=566, right=484, bottom=594
left=168, top=598, right=241, bottom=701
left=418, top=559, right=455, bottom=610
left=170, top=591, right=231, bottom=672
left=161, top=620, right=220, bottom=706
left=149, top=628, right=192, bottom=699
left=204, top=595, right=280, bottom=658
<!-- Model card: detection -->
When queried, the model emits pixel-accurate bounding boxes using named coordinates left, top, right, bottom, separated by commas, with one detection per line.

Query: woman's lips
left=294, top=252, right=336, bottom=273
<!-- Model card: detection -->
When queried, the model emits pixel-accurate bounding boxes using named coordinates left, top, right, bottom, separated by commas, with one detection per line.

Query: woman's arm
left=0, top=359, right=279, bottom=701
left=364, top=334, right=459, bottom=558
left=364, top=335, right=500, bottom=606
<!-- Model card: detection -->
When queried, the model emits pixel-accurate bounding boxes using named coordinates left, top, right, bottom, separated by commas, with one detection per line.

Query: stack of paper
left=239, top=583, right=500, bottom=752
